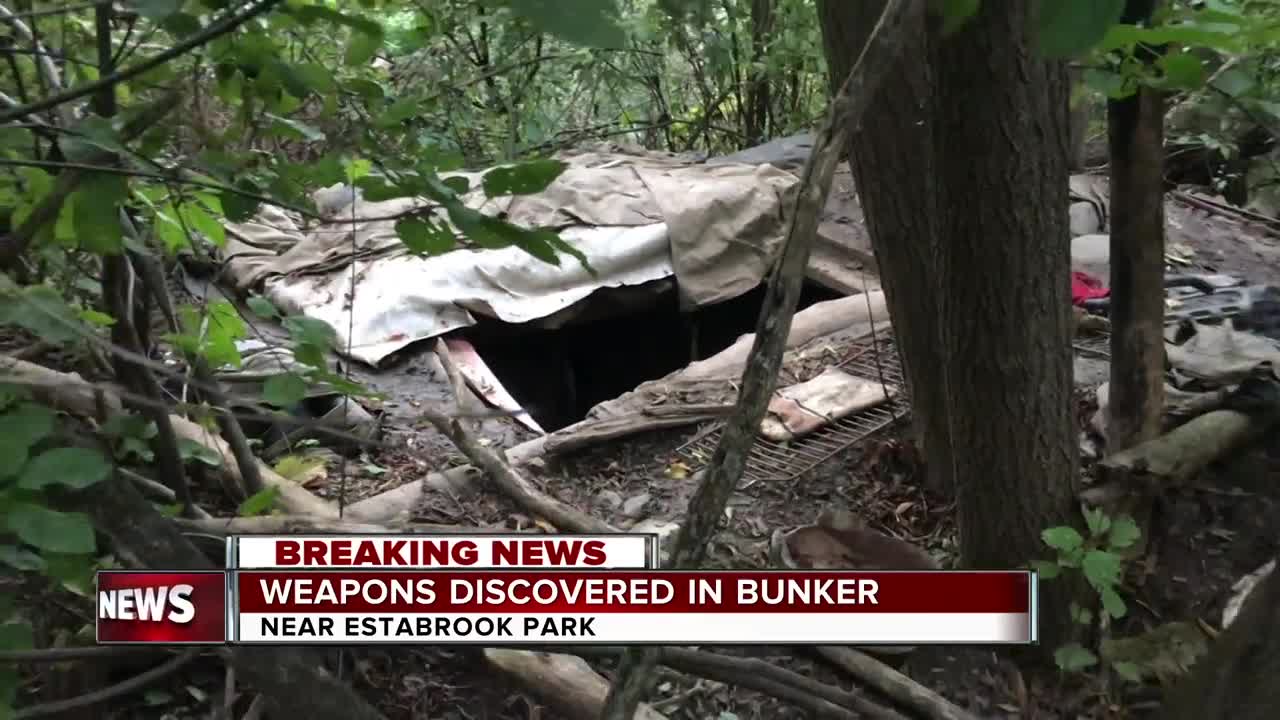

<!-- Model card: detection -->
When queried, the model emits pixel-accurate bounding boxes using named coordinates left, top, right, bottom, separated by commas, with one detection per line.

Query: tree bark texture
left=1161, top=552, right=1280, bottom=720
left=1069, top=65, right=1091, bottom=171
left=1107, top=0, right=1167, bottom=452
left=815, top=0, right=955, bottom=496
left=932, top=1, right=1081, bottom=650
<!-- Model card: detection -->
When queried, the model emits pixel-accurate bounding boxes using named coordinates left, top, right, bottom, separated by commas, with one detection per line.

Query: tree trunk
left=1161, top=553, right=1280, bottom=720
left=932, top=1, right=1081, bottom=651
left=745, top=0, right=774, bottom=146
left=1069, top=65, right=1090, bottom=171
left=815, top=0, right=955, bottom=496
left=1107, top=0, right=1167, bottom=452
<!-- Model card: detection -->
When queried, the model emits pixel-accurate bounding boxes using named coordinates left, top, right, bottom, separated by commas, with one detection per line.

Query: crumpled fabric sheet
left=1072, top=271, right=1110, bottom=306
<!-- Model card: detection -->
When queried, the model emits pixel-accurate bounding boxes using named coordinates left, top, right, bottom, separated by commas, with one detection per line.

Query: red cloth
left=1072, top=271, right=1109, bottom=306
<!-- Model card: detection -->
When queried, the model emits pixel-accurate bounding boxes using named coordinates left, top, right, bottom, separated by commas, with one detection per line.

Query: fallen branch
left=419, top=384, right=613, bottom=534
left=0, top=356, right=337, bottom=517
left=484, top=650, right=669, bottom=720
left=602, top=0, right=920, bottom=717
left=814, top=646, right=978, bottom=720
left=13, top=649, right=199, bottom=720
left=118, top=467, right=213, bottom=519
left=502, top=646, right=905, bottom=720
left=172, top=515, right=498, bottom=536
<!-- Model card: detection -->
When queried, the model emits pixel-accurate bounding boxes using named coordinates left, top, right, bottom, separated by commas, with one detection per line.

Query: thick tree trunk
left=1107, top=0, right=1167, bottom=452
left=1161, top=553, right=1280, bottom=720
left=932, top=2, right=1081, bottom=650
left=815, top=0, right=955, bottom=496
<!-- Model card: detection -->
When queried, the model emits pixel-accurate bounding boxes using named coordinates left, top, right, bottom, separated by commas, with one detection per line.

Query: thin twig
left=13, top=649, right=199, bottom=719
left=0, top=0, right=282, bottom=125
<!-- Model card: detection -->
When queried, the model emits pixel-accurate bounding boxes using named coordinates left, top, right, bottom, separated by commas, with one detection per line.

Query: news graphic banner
left=97, top=534, right=1038, bottom=645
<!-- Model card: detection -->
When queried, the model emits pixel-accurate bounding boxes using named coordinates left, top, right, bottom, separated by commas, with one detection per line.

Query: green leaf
left=1036, top=0, right=1126, bottom=58
left=1070, top=602, right=1094, bottom=625
left=238, top=486, right=281, bottom=517
left=1158, top=52, right=1205, bottom=89
left=177, top=438, right=223, bottom=467
left=499, top=0, right=626, bottom=48
left=0, top=403, right=56, bottom=469
left=78, top=309, right=115, bottom=327
left=445, top=202, right=562, bottom=264
left=1082, top=549, right=1123, bottom=591
left=345, top=30, right=383, bottom=66
left=134, top=0, right=185, bottom=21
left=42, top=552, right=96, bottom=596
left=72, top=173, right=129, bottom=254
left=482, top=159, right=568, bottom=196
left=396, top=217, right=456, bottom=255
left=0, top=622, right=33, bottom=652
left=1107, top=515, right=1141, bottom=550
left=284, top=315, right=338, bottom=349
left=1101, top=586, right=1128, bottom=619
left=5, top=504, right=96, bottom=554
left=1111, top=660, right=1144, bottom=683
left=1041, top=525, right=1084, bottom=552
left=377, top=97, right=421, bottom=128
left=1084, top=507, right=1110, bottom=537
left=181, top=194, right=227, bottom=247
left=246, top=296, right=280, bottom=319
left=263, top=374, right=309, bottom=408
left=935, top=0, right=980, bottom=35
left=1054, top=642, right=1099, bottom=672
left=18, top=447, right=112, bottom=490
left=221, top=180, right=263, bottom=222
left=1030, top=560, right=1061, bottom=579
left=265, top=114, right=325, bottom=142
left=0, top=545, right=45, bottom=572
left=10, top=285, right=84, bottom=343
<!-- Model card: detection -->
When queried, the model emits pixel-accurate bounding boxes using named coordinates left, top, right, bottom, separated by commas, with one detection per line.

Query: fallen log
left=484, top=650, right=668, bottom=720
left=814, top=646, right=979, bottom=720
left=1088, top=407, right=1273, bottom=506
left=0, top=356, right=336, bottom=518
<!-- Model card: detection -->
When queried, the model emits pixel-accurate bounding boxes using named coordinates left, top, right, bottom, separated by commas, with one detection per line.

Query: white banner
left=234, top=612, right=1033, bottom=645
left=233, top=535, right=654, bottom=570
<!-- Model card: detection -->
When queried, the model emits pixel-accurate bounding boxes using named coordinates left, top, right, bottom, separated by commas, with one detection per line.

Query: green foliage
left=238, top=486, right=281, bottom=517
left=1036, top=0, right=1127, bottom=58
left=1037, top=508, right=1145, bottom=679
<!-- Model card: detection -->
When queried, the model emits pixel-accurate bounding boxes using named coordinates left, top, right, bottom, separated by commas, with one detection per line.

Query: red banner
left=235, top=570, right=1030, bottom=614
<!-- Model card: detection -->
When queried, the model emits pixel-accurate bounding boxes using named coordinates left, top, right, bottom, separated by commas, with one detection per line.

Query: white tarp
left=264, top=224, right=673, bottom=365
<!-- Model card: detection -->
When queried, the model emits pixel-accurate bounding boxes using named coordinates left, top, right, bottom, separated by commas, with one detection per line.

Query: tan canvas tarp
left=216, top=152, right=808, bottom=365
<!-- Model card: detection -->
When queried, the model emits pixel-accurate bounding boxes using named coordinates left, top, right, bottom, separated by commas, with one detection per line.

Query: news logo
left=96, top=571, right=228, bottom=644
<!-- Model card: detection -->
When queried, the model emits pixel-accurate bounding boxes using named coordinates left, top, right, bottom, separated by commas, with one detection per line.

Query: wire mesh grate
left=674, top=330, right=909, bottom=485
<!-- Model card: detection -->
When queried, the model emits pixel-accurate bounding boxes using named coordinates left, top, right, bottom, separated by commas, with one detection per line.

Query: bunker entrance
left=464, top=281, right=844, bottom=433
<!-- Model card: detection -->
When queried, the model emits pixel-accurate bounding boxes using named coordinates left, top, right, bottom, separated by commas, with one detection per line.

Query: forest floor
left=8, top=192, right=1280, bottom=719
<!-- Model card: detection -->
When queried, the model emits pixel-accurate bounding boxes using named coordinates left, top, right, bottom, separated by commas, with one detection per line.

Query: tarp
left=217, top=151, right=806, bottom=366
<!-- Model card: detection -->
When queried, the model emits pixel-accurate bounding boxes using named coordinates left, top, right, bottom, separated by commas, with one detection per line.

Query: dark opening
left=464, top=281, right=845, bottom=432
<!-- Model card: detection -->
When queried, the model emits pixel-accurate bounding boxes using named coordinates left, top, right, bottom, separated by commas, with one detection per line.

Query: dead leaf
left=666, top=461, right=691, bottom=480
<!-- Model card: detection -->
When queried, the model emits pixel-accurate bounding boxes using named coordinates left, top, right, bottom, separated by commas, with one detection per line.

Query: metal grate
left=674, top=330, right=909, bottom=485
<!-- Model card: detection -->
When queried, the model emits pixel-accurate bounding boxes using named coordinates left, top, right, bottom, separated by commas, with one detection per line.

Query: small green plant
left=1034, top=507, right=1143, bottom=680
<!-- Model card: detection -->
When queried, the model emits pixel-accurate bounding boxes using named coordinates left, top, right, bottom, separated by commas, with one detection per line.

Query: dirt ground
left=7, top=189, right=1280, bottom=719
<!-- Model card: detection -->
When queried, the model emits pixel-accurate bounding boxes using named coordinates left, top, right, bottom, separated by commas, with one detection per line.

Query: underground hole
left=463, top=281, right=846, bottom=432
